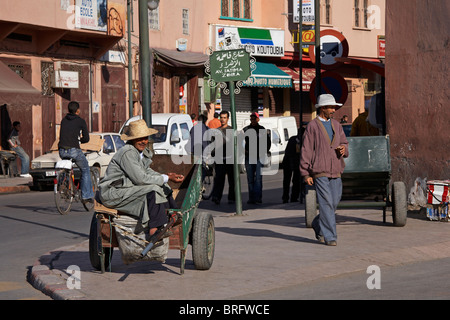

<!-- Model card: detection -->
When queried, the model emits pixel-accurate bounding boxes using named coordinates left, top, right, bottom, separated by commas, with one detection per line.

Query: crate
left=427, top=180, right=450, bottom=205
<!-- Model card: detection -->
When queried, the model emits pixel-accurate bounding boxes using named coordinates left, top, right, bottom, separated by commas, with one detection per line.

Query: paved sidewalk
left=28, top=202, right=450, bottom=300
left=0, top=176, right=33, bottom=194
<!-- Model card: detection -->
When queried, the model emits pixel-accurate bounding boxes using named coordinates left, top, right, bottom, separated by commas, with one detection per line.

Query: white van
left=242, top=116, right=298, bottom=166
left=119, top=113, right=193, bottom=155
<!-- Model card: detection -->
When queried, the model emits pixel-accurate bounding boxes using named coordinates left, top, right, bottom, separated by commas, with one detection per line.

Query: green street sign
left=209, top=49, right=251, bottom=83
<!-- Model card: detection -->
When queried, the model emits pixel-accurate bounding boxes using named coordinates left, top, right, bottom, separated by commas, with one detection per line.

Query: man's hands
left=167, top=172, right=184, bottom=183
left=305, top=177, right=314, bottom=186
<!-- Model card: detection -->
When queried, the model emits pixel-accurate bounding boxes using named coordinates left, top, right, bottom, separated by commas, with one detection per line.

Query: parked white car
left=120, top=113, right=193, bottom=155
left=30, top=132, right=125, bottom=190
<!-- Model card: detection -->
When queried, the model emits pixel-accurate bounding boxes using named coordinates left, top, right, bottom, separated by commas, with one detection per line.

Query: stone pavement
left=2, top=176, right=450, bottom=300
left=28, top=201, right=450, bottom=300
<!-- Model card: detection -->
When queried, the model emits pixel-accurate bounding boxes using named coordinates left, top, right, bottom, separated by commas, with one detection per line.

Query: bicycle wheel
left=83, top=167, right=100, bottom=212
left=202, top=163, right=215, bottom=200
left=54, top=170, right=73, bottom=215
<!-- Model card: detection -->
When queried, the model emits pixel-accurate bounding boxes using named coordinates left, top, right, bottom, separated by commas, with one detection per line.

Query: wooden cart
left=88, top=155, right=215, bottom=274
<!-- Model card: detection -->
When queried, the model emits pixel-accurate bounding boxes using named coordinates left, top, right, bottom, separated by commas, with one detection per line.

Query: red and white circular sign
left=309, top=29, right=349, bottom=70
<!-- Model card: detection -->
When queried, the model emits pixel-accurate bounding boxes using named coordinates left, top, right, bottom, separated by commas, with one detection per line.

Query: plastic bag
left=408, top=177, right=427, bottom=207
left=114, top=215, right=169, bottom=265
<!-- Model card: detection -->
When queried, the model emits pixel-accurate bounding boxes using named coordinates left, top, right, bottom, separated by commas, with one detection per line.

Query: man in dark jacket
left=243, top=112, right=271, bottom=204
left=58, top=101, right=94, bottom=203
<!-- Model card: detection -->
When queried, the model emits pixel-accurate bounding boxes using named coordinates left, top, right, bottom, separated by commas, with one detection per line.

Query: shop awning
left=243, top=61, right=292, bottom=88
left=335, top=57, right=385, bottom=77
left=279, top=66, right=316, bottom=92
left=153, top=48, right=208, bottom=68
left=0, top=60, right=41, bottom=106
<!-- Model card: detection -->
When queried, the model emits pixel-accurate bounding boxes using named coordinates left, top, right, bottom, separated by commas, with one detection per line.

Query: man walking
left=58, top=101, right=94, bottom=204
left=300, top=94, right=349, bottom=246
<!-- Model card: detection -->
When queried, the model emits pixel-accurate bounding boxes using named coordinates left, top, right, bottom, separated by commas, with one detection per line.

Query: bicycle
left=54, top=159, right=99, bottom=215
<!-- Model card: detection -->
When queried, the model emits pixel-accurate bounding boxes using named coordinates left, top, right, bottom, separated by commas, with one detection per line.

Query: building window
left=354, top=0, right=360, bottom=27
left=182, top=9, right=189, bottom=35
left=321, top=0, right=332, bottom=25
left=221, top=0, right=252, bottom=21
left=354, top=0, right=371, bottom=28
left=148, top=7, right=159, bottom=30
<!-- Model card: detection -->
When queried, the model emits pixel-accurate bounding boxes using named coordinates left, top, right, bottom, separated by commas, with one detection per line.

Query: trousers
left=312, top=177, right=342, bottom=242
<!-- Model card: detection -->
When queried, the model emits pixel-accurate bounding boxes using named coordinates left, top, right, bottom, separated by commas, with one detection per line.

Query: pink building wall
left=386, top=0, right=449, bottom=188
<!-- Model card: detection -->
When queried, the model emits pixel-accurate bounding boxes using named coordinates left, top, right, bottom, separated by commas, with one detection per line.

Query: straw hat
left=120, top=119, right=158, bottom=141
left=315, top=94, right=343, bottom=109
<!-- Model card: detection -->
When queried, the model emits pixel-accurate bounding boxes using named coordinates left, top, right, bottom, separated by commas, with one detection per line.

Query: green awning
left=243, top=61, right=292, bottom=88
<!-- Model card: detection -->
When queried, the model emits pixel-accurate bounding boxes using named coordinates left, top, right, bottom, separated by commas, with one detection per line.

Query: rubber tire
left=192, top=212, right=215, bottom=270
left=89, top=214, right=113, bottom=272
left=392, top=181, right=407, bottom=227
left=305, top=188, right=317, bottom=228
left=54, top=170, right=73, bottom=215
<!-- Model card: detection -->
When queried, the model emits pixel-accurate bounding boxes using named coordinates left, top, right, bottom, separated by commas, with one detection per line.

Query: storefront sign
left=75, top=0, right=107, bottom=32
left=293, top=0, right=315, bottom=24
left=378, top=35, right=385, bottom=58
left=52, top=70, right=79, bottom=89
left=214, top=26, right=284, bottom=57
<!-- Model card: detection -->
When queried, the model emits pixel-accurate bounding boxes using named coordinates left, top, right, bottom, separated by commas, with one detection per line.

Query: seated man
left=98, top=119, right=184, bottom=236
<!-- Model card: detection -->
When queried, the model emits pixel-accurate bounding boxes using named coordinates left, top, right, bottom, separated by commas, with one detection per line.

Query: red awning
left=335, top=57, right=385, bottom=77
left=278, top=66, right=316, bottom=92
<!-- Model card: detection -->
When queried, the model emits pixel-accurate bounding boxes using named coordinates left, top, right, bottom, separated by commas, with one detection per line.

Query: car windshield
left=149, top=125, right=167, bottom=143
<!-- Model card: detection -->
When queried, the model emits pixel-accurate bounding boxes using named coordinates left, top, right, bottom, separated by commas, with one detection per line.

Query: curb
left=30, top=252, right=88, bottom=300
left=0, top=185, right=31, bottom=194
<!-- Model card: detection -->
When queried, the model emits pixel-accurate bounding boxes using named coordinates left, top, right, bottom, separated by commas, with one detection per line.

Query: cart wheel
left=192, top=212, right=215, bottom=270
left=392, top=181, right=407, bottom=227
left=305, top=188, right=317, bottom=228
left=89, top=213, right=113, bottom=272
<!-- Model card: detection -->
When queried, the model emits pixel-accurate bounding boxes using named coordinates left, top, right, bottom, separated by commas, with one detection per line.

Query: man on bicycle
left=58, top=101, right=94, bottom=204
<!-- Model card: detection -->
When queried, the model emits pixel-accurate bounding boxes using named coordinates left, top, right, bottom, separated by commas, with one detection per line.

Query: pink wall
left=386, top=0, right=450, bottom=188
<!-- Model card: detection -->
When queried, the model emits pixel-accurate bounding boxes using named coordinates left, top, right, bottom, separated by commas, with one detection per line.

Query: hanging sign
left=209, top=49, right=251, bottom=83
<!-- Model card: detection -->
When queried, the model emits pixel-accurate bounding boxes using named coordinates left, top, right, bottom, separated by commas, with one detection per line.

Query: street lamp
left=139, top=0, right=160, bottom=126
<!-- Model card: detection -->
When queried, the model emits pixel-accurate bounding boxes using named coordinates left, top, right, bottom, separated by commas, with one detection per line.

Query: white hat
left=315, top=94, right=343, bottom=109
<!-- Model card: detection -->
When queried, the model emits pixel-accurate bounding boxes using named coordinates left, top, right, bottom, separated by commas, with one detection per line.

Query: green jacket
left=98, top=144, right=172, bottom=227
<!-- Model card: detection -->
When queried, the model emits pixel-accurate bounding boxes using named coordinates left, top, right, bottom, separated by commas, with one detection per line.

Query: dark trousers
left=211, top=163, right=235, bottom=202
left=147, top=192, right=178, bottom=229
left=282, top=159, right=300, bottom=202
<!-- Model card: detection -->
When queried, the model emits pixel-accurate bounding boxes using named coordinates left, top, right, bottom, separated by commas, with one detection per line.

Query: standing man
left=58, top=101, right=94, bottom=204
left=282, top=128, right=302, bottom=203
left=211, top=110, right=235, bottom=204
left=8, top=121, right=30, bottom=177
left=243, top=112, right=271, bottom=204
left=300, top=94, right=349, bottom=246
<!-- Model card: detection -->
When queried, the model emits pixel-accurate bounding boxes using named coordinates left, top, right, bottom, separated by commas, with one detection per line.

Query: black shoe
left=212, top=197, right=220, bottom=205
left=247, top=200, right=256, bottom=204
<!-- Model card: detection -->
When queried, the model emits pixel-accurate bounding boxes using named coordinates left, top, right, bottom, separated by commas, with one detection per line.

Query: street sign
left=209, top=49, right=251, bottom=83
left=309, top=71, right=348, bottom=106
left=309, top=29, right=349, bottom=70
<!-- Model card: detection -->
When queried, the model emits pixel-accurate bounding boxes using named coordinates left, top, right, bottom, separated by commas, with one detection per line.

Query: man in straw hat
left=98, top=119, right=184, bottom=236
left=300, top=94, right=349, bottom=246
